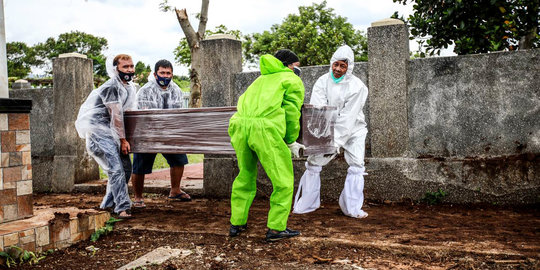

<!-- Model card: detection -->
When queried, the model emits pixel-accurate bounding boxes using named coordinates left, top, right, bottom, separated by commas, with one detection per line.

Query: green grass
left=99, top=154, right=204, bottom=179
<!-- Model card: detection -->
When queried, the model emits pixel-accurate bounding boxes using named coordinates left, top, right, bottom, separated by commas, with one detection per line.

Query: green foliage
left=134, top=61, right=152, bottom=86
left=422, top=188, right=447, bottom=205
left=6, top=42, right=42, bottom=78
left=33, top=31, right=109, bottom=76
left=173, top=75, right=190, bottom=92
left=393, top=0, right=540, bottom=55
left=244, top=1, right=367, bottom=66
left=90, top=217, right=122, bottom=242
left=174, top=24, right=242, bottom=66
left=0, top=246, right=51, bottom=268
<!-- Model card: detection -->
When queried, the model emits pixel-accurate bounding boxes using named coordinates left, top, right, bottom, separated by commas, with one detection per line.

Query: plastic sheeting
left=300, top=104, right=337, bottom=156
left=125, top=105, right=337, bottom=155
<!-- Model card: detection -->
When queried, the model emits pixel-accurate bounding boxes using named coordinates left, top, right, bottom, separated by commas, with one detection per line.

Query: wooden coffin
left=125, top=105, right=336, bottom=155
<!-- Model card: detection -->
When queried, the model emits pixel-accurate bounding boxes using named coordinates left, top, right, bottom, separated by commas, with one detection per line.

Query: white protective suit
left=293, top=45, right=369, bottom=218
left=136, top=73, right=185, bottom=109
left=75, top=56, right=136, bottom=214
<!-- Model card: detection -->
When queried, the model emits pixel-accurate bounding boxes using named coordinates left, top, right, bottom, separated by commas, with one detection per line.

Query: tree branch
left=197, top=0, right=210, bottom=39
left=175, top=8, right=199, bottom=49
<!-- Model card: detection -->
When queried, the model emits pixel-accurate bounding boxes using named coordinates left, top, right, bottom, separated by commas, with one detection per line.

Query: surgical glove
left=334, top=143, right=341, bottom=154
left=287, top=142, right=306, bottom=158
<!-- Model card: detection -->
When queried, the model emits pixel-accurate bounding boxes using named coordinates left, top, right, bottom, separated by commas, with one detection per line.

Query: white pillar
left=0, top=0, right=8, bottom=98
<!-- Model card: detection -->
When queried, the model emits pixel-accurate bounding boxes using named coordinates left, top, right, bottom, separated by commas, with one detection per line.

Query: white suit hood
left=329, top=45, right=355, bottom=83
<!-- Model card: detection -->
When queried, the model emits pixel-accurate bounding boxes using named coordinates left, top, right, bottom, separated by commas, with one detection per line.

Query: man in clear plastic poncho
left=228, top=49, right=305, bottom=242
left=293, top=45, right=370, bottom=218
left=131, top=59, right=190, bottom=208
left=75, top=54, right=136, bottom=219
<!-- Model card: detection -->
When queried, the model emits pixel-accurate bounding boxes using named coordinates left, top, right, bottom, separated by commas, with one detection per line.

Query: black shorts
left=132, top=153, right=188, bottom=175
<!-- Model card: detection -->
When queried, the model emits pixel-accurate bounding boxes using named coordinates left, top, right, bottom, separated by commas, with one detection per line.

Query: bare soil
left=13, top=192, right=540, bottom=270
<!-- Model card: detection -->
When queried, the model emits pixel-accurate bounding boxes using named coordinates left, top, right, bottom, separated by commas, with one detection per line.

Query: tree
left=6, top=42, right=41, bottom=78
left=160, top=0, right=209, bottom=108
left=393, top=0, right=540, bottom=55
left=134, top=61, right=152, bottom=85
left=33, top=31, right=108, bottom=77
left=243, top=1, right=368, bottom=66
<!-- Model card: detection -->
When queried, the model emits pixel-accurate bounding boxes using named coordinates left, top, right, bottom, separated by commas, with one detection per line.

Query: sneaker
left=229, top=224, right=248, bottom=237
left=265, top=228, right=300, bottom=242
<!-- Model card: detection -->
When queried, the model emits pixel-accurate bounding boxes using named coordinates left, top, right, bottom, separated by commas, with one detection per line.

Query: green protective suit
left=228, top=54, right=305, bottom=231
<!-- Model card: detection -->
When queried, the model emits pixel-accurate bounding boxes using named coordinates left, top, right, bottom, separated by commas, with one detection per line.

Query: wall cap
left=371, top=18, right=405, bottom=27
left=205, top=34, right=237, bottom=41
left=58, top=52, right=87, bottom=59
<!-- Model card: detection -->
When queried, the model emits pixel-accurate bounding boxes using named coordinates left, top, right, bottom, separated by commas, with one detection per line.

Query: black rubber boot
left=229, top=224, right=248, bottom=237
left=265, top=228, right=300, bottom=242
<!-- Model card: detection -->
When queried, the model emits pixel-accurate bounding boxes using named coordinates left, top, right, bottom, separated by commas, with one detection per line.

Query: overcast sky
left=5, top=0, right=418, bottom=76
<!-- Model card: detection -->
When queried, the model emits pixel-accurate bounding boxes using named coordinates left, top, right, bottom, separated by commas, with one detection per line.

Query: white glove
left=335, top=143, right=341, bottom=155
left=287, top=142, right=306, bottom=158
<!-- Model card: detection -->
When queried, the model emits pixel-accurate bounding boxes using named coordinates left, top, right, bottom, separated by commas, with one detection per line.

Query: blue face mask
left=156, top=74, right=172, bottom=87
left=331, top=72, right=344, bottom=83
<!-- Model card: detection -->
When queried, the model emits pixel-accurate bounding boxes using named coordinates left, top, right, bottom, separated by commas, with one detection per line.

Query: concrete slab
left=116, top=246, right=192, bottom=270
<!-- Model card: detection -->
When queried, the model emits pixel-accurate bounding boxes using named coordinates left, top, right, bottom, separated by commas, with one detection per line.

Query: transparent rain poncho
left=74, top=56, right=136, bottom=213
left=136, top=73, right=185, bottom=110
left=294, top=45, right=369, bottom=218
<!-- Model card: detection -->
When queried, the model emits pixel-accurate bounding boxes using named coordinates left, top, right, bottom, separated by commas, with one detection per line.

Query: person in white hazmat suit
left=293, top=45, right=369, bottom=218
left=75, top=54, right=137, bottom=219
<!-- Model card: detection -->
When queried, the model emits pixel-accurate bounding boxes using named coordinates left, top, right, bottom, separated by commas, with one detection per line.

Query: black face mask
left=293, top=66, right=301, bottom=76
left=118, top=69, right=135, bottom=82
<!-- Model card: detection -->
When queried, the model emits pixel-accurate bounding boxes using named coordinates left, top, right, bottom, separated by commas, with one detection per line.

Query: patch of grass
left=99, top=154, right=204, bottom=179
left=421, top=188, right=447, bottom=205
left=0, top=246, right=53, bottom=268
left=90, top=217, right=122, bottom=242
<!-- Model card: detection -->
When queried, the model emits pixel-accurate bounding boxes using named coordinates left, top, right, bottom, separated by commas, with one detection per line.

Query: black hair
left=154, top=59, right=173, bottom=73
left=274, top=49, right=299, bottom=66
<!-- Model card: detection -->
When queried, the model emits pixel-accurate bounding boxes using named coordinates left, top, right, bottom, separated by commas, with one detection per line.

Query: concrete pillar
left=51, top=53, right=99, bottom=192
left=367, top=19, right=410, bottom=157
left=0, top=0, right=8, bottom=98
left=199, top=35, right=242, bottom=197
left=200, top=34, right=242, bottom=107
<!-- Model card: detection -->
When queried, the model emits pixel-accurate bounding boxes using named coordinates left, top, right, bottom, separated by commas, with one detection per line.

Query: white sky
left=5, top=0, right=432, bottom=76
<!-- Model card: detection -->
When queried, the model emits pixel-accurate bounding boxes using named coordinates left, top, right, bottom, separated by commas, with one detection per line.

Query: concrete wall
left=10, top=88, right=54, bottom=192
left=408, top=50, right=540, bottom=158
left=201, top=25, right=539, bottom=204
left=9, top=54, right=99, bottom=192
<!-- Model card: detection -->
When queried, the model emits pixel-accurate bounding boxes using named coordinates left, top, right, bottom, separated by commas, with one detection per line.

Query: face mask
left=331, top=72, right=344, bottom=83
left=156, top=74, right=172, bottom=87
left=118, top=69, right=135, bottom=82
left=293, top=66, right=301, bottom=76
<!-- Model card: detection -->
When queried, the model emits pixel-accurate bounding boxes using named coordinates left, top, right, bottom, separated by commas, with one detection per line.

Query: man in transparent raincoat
left=131, top=59, right=191, bottom=208
left=228, top=49, right=305, bottom=242
left=293, top=45, right=370, bottom=219
left=75, top=54, right=136, bottom=219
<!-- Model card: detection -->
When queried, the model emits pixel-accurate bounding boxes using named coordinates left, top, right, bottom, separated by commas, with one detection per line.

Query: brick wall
left=0, top=112, right=33, bottom=223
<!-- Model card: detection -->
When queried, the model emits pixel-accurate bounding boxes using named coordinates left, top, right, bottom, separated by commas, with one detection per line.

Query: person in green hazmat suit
left=228, top=49, right=305, bottom=242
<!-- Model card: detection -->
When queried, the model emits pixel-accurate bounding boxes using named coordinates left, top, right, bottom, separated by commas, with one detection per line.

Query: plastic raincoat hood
left=329, top=45, right=355, bottom=83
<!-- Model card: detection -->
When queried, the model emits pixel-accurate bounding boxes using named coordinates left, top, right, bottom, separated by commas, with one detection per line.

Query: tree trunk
left=189, top=48, right=202, bottom=108
left=174, top=0, right=209, bottom=108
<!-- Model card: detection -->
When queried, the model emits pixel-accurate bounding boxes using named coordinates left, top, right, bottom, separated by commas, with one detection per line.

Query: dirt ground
left=13, top=192, right=540, bottom=270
